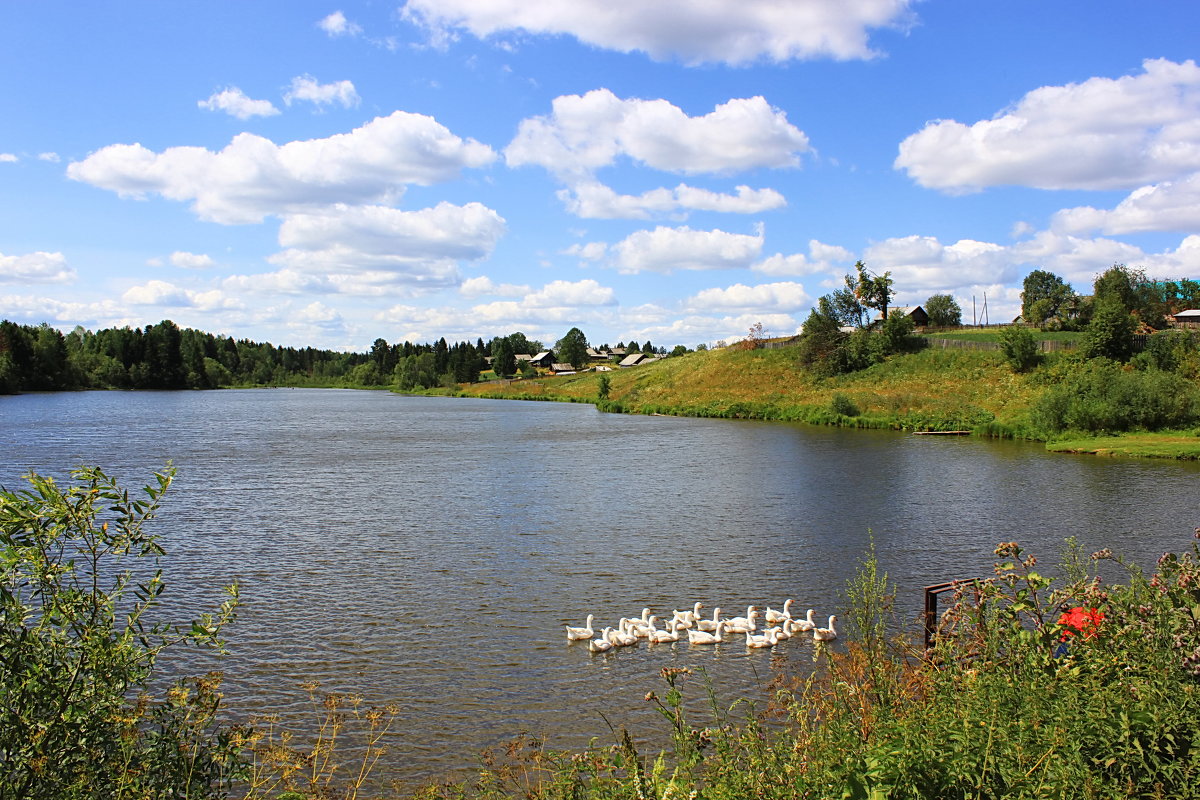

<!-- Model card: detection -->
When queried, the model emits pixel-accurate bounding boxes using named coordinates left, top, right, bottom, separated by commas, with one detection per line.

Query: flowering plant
left=1057, top=606, right=1105, bottom=640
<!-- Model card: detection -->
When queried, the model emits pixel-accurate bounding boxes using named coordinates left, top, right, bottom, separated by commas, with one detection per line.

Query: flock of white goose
left=565, top=599, right=838, bottom=653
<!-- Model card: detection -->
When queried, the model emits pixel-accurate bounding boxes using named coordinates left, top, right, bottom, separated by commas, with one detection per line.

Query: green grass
left=433, top=342, right=1200, bottom=459
left=1046, top=430, right=1200, bottom=458
left=922, top=329, right=1084, bottom=343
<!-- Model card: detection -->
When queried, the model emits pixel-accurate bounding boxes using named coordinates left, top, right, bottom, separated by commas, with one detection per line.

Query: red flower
left=1057, top=606, right=1104, bottom=640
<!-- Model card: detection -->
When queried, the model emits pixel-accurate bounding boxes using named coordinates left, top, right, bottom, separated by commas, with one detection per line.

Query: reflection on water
left=3, top=389, right=1198, bottom=787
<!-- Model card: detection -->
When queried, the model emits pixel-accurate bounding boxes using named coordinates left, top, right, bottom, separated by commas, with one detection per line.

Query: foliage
left=1082, top=297, right=1137, bottom=361
left=1021, top=269, right=1082, bottom=329
left=998, top=324, right=1040, bottom=371
left=878, top=310, right=917, bottom=353
left=923, top=293, right=962, bottom=327
left=0, top=466, right=243, bottom=799
left=1032, top=358, right=1200, bottom=435
left=554, top=328, right=589, bottom=370
left=829, top=392, right=860, bottom=417
left=849, top=260, right=894, bottom=320
left=490, top=337, right=516, bottom=379
left=827, top=286, right=867, bottom=328
left=1093, top=263, right=1172, bottom=329
left=596, top=374, right=610, bottom=401
left=1134, top=328, right=1200, bottom=377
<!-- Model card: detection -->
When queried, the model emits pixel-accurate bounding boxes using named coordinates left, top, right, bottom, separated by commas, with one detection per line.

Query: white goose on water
left=589, top=628, right=614, bottom=653
left=565, top=614, right=595, bottom=641
left=723, top=606, right=759, bottom=634
left=765, top=599, right=793, bottom=625
left=696, top=607, right=722, bottom=632
left=648, top=618, right=681, bottom=643
left=688, top=621, right=726, bottom=644
left=671, top=602, right=703, bottom=629
left=788, top=608, right=817, bottom=634
left=746, top=628, right=780, bottom=648
left=813, top=615, right=839, bottom=642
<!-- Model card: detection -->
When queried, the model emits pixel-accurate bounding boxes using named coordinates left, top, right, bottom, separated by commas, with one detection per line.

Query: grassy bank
left=437, top=343, right=1200, bottom=458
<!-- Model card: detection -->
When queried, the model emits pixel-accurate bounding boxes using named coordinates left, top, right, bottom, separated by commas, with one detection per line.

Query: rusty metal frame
left=923, top=581, right=966, bottom=649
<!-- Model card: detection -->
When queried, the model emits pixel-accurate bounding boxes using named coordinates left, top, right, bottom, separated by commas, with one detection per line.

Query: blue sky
left=2, top=1, right=1198, bottom=350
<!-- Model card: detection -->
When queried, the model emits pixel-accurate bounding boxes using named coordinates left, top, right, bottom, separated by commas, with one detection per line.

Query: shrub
left=0, top=466, right=242, bottom=799
left=999, top=324, right=1040, bottom=371
left=830, top=392, right=860, bottom=417
left=1032, top=359, right=1200, bottom=434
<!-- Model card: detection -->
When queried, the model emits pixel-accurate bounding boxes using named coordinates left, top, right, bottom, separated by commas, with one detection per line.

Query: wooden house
left=1171, top=309, right=1200, bottom=329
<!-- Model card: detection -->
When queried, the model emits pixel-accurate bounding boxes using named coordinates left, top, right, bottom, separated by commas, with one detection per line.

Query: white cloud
left=507, top=90, right=809, bottom=179
left=122, top=279, right=196, bottom=306
left=863, top=236, right=1018, bottom=295
left=753, top=239, right=854, bottom=276
left=284, top=75, right=361, bottom=109
left=0, top=251, right=76, bottom=284
left=402, top=0, right=915, bottom=65
left=37, top=152, right=60, bottom=163
left=169, top=251, right=215, bottom=269
left=560, top=181, right=785, bottom=219
left=896, top=59, right=1200, bottom=192
left=524, top=278, right=615, bottom=307
left=275, top=202, right=505, bottom=266
left=0, top=153, right=17, bottom=163
left=197, top=87, right=281, bottom=120
left=562, top=241, right=608, bottom=261
left=460, top=276, right=531, bottom=297
left=613, top=225, right=764, bottom=274
left=687, top=281, right=810, bottom=312
left=1052, top=171, right=1200, bottom=235
left=67, top=112, right=497, bottom=224
left=319, top=11, right=362, bottom=37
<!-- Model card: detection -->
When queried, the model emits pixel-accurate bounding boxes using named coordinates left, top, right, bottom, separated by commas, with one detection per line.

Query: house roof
left=550, top=363, right=576, bottom=372
left=1174, top=309, right=1200, bottom=318
left=530, top=351, right=553, bottom=361
left=619, top=353, right=648, bottom=366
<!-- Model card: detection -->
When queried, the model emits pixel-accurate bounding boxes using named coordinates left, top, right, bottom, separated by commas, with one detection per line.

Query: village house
left=1171, top=309, right=1200, bottom=329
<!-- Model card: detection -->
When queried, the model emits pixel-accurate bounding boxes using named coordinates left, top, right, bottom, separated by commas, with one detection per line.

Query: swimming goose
left=696, top=607, right=722, bottom=632
left=788, top=609, right=816, bottom=634
left=648, top=618, right=681, bottom=643
left=671, top=601, right=703, bottom=629
left=565, top=614, right=595, bottom=641
left=769, top=624, right=791, bottom=641
left=746, top=628, right=780, bottom=648
left=723, top=607, right=759, bottom=634
left=688, top=621, right=726, bottom=644
left=611, top=619, right=639, bottom=646
left=765, top=599, right=794, bottom=625
left=813, top=615, right=838, bottom=642
left=589, top=628, right=614, bottom=653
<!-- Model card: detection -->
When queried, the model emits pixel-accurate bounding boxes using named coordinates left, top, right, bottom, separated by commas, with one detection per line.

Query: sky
left=2, top=1, right=1199, bottom=352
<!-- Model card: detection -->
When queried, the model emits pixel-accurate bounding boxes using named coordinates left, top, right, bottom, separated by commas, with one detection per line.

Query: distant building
left=1171, top=309, right=1200, bottom=329
left=874, top=306, right=929, bottom=327
left=550, top=363, right=577, bottom=375
left=528, top=351, right=554, bottom=368
left=619, top=353, right=652, bottom=367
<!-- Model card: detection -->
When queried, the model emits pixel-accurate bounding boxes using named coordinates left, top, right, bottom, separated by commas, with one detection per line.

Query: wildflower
left=1090, top=548, right=1113, bottom=560
left=1057, top=606, right=1104, bottom=641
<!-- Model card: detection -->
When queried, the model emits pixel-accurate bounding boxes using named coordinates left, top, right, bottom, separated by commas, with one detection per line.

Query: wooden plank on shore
left=913, top=430, right=972, bottom=435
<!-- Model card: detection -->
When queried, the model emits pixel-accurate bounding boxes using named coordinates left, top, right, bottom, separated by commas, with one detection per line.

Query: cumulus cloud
left=37, top=152, right=60, bottom=163
left=687, top=281, right=810, bottom=312
left=0, top=154, right=17, bottom=163
left=613, top=225, right=764, bottom=274
left=197, top=87, right=281, bottom=120
left=562, top=241, right=608, bottom=261
left=402, top=0, right=915, bottom=65
left=460, top=276, right=531, bottom=297
left=560, top=181, right=786, bottom=219
left=276, top=201, right=505, bottom=264
left=0, top=251, right=76, bottom=284
left=169, top=251, right=215, bottom=269
left=284, top=75, right=361, bottom=109
left=896, top=59, right=1200, bottom=193
left=507, top=89, right=809, bottom=179
left=319, top=11, right=362, bottom=37
left=524, top=278, right=615, bottom=307
left=67, top=112, right=497, bottom=224
left=752, top=239, right=854, bottom=276
left=863, top=235, right=1019, bottom=294
left=1052, top=172, right=1200, bottom=235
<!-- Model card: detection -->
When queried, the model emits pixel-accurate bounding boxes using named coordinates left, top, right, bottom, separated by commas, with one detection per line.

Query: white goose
left=648, top=618, right=681, bottom=644
left=746, top=628, right=780, bottom=648
left=589, top=628, right=614, bottom=653
left=788, top=609, right=817, bottom=634
left=765, top=599, right=794, bottom=625
left=565, top=614, right=595, bottom=641
left=688, top=621, right=726, bottom=644
left=696, top=607, right=723, bottom=632
left=769, top=623, right=791, bottom=641
left=610, top=619, right=639, bottom=647
left=723, top=606, right=759, bottom=634
left=813, top=615, right=839, bottom=642
left=671, top=601, right=703, bottom=629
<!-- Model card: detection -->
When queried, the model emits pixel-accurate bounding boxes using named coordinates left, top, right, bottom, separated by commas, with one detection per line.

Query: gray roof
left=619, top=353, right=648, bottom=366
left=1174, top=309, right=1200, bottom=318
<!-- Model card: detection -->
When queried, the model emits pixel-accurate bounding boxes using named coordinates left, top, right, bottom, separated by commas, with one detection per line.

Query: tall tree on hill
left=849, top=261, right=894, bottom=322
left=1021, top=269, right=1078, bottom=329
left=491, top=337, right=516, bottom=378
left=924, top=294, right=962, bottom=327
left=555, top=327, right=589, bottom=369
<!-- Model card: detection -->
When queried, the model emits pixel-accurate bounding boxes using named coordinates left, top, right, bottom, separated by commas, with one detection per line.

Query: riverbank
left=427, top=342, right=1200, bottom=459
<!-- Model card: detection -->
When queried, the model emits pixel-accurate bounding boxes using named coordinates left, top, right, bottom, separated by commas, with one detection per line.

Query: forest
left=0, top=319, right=494, bottom=394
